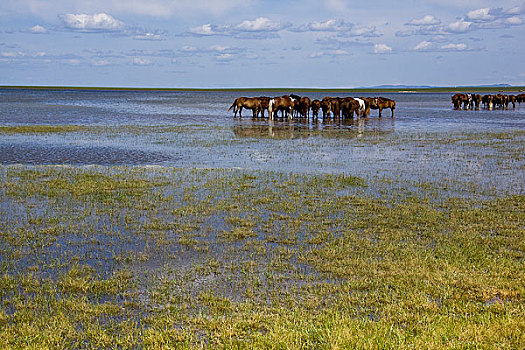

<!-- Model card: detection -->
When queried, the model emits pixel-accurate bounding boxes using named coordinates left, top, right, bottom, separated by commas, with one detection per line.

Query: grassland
left=0, top=163, right=523, bottom=349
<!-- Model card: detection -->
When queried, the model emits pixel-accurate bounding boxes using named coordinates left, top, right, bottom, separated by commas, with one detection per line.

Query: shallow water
left=1, top=88, right=524, bottom=196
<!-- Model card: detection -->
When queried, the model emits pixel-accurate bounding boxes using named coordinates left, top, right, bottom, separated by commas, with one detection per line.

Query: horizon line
left=1, top=85, right=524, bottom=92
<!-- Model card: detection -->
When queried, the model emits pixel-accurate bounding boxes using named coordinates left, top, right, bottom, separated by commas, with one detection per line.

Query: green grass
left=0, top=165, right=523, bottom=349
left=0, top=125, right=89, bottom=134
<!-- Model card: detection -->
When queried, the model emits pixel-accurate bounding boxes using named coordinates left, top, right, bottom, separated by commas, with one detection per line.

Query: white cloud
left=505, top=5, right=525, bottom=16
left=446, top=20, right=473, bottom=33
left=59, top=13, right=125, bottom=32
left=505, top=16, right=523, bottom=25
left=373, top=43, right=392, bottom=54
left=348, top=26, right=381, bottom=37
left=309, top=49, right=349, bottom=58
left=132, top=57, right=153, bottom=65
left=407, top=15, right=441, bottom=26
left=1, top=51, right=24, bottom=58
left=467, top=8, right=493, bottom=22
left=216, top=53, right=233, bottom=61
left=133, top=33, right=163, bottom=40
left=296, top=19, right=353, bottom=32
left=29, top=25, right=48, bottom=34
left=413, top=41, right=433, bottom=51
left=187, top=17, right=286, bottom=39
left=310, top=19, right=341, bottom=31
left=441, top=43, right=468, bottom=51
left=235, top=17, right=281, bottom=32
left=92, top=59, right=110, bottom=66
left=208, top=45, right=229, bottom=52
left=188, top=24, right=217, bottom=36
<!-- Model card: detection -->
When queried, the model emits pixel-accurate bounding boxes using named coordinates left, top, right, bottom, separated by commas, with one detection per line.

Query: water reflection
left=232, top=116, right=395, bottom=140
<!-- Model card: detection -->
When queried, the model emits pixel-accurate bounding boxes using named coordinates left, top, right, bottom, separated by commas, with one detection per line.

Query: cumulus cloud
left=441, top=43, right=468, bottom=51
left=67, top=59, right=82, bottom=65
left=505, top=16, right=523, bottom=25
left=188, top=24, right=220, bottom=36
left=29, top=25, right=48, bottom=34
left=235, top=17, right=282, bottom=32
left=413, top=41, right=434, bottom=51
left=373, top=43, right=392, bottom=54
left=294, top=19, right=353, bottom=32
left=208, top=45, right=229, bottom=52
left=216, top=53, right=233, bottom=61
left=446, top=20, right=473, bottom=33
left=407, top=15, right=441, bottom=26
left=186, top=17, right=286, bottom=39
left=92, top=59, right=111, bottom=66
left=398, top=4, right=524, bottom=37
left=309, top=49, right=349, bottom=58
left=447, top=5, right=524, bottom=32
left=347, top=26, right=381, bottom=37
left=396, top=14, right=441, bottom=36
left=467, top=8, right=493, bottom=22
left=505, top=4, right=525, bottom=16
left=132, top=57, right=153, bottom=65
left=59, top=13, right=125, bottom=32
left=411, top=38, right=481, bottom=52
left=133, top=32, right=164, bottom=40
left=1, top=51, right=25, bottom=58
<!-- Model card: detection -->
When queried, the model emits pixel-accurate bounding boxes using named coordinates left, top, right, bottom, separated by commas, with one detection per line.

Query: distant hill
left=366, top=84, right=434, bottom=89
left=365, top=84, right=513, bottom=89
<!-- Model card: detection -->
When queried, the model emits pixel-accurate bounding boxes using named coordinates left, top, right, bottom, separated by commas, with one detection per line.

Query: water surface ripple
left=1, top=88, right=524, bottom=196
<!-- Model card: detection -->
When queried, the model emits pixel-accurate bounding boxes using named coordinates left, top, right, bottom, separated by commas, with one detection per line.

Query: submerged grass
left=0, top=164, right=523, bottom=349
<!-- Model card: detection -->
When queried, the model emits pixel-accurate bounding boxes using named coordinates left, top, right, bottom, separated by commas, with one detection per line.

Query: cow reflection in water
left=232, top=117, right=393, bottom=140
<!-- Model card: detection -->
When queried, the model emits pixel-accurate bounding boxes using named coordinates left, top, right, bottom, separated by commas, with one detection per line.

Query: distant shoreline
left=1, top=85, right=524, bottom=93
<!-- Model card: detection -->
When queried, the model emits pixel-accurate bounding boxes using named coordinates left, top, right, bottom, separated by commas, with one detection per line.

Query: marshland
left=0, top=88, right=524, bottom=349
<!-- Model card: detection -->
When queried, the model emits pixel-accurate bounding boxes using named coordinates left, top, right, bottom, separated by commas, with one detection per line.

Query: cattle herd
left=228, top=94, right=396, bottom=120
left=452, top=93, right=525, bottom=110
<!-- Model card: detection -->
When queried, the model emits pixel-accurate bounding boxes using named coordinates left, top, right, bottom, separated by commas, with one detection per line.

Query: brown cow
left=517, top=94, right=525, bottom=104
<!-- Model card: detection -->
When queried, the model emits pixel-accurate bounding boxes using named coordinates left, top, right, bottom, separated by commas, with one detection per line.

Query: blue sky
left=1, top=0, right=524, bottom=88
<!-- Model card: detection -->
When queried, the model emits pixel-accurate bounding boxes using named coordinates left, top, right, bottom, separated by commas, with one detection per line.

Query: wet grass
left=0, top=164, right=523, bottom=349
left=0, top=125, right=90, bottom=134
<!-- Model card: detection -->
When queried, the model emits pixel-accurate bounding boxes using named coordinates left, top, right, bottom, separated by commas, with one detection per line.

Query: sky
left=1, top=0, right=524, bottom=88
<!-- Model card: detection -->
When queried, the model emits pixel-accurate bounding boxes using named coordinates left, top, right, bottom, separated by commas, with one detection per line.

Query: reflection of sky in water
left=0, top=89, right=524, bottom=196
